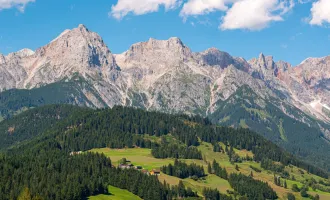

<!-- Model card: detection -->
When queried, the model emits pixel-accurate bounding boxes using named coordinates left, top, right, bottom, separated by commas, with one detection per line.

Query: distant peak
left=50, top=24, right=95, bottom=44
left=72, top=24, right=90, bottom=34
left=78, top=24, right=88, bottom=31
left=134, top=37, right=187, bottom=51
left=168, top=37, right=182, bottom=43
left=204, top=47, right=220, bottom=53
left=11, top=48, right=34, bottom=57
left=51, top=29, right=70, bottom=43
left=300, top=57, right=312, bottom=65
left=0, top=53, right=5, bottom=64
left=298, top=55, right=330, bottom=66
left=147, top=37, right=183, bottom=45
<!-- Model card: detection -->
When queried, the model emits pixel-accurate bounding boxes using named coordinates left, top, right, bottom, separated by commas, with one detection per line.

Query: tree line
left=152, top=141, right=202, bottom=159
left=208, top=160, right=228, bottom=180
left=160, top=159, right=205, bottom=179
left=0, top=105, right=328, bottom=199
left=228, top=173, right=278, bottom=199
left=46, top=105, right=327, bottom=178
left=0, top=140, right=197, bottom=200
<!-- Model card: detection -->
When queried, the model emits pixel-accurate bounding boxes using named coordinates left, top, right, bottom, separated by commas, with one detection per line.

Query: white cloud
left=110, top=0, right=181, bottom=20
left=309, top=0, right=330, bottom=26
left=220, top=0, right=294, bottom=31
left=180, top=0, right=230, bottom=19
left=0, top=0, right=35, bottom=12
left=110, top=0, right=297, bottom=31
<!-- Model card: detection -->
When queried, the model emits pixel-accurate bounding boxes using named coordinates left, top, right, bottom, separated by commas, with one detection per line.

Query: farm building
left=150, top=169, right=160, bottom=176
left=119, top=163, right=134, bottom=169
left=141, top=169, right=149, bottom=175
left=69, top=151, right=82, bottom=156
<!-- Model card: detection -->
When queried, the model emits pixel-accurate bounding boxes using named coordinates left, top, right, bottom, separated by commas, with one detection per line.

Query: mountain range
left=1, top=24, right=330, bottom=170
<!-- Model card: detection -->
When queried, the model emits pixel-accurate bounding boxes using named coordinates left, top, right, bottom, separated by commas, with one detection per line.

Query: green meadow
left=89, top=141, right=330, bottom=200
left=89, top=185, right=141, bottom=200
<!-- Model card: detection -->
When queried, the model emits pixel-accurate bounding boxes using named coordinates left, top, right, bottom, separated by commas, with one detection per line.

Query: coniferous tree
left=300, top=188, right=308, bottom=197
left=287, top=193, right=295, bottom=200
left=161, top=159, right=205, bottom=179
left=208, top=162, right=212, bottom=174
left=292, top=184, right=300, bottom=192
left=314, top=194, right=320, bottom=200
left=228, top=173, right=277, bottom=199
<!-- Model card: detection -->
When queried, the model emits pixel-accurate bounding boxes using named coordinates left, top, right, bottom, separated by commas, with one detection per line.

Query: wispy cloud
left=0, top=0, right=35, bottom=12
left=109, top=0, right=329, bottom=31
left=70, top=4, right=75, bottom=11
left=290, top=32, right=302, bottom=40
left=110, top=0, right=181, bottom=20
left=180, top=0, right=228, bottom=21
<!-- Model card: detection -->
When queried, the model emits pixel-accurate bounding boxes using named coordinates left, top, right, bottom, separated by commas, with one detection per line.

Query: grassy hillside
left=1, top=79, right=330, bottom=175
left=89, top=185, right=141, bottom=200
left=0, top=105, right=329, bottom=200
left=89, top=138, right=330, bottom=200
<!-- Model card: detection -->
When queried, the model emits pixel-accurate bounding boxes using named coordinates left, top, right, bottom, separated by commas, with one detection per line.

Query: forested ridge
left=43, top=105, right=327, bottom=178
left=0, top=104, right=91, bottom=151
left=0, top=104, right=329, bottom=199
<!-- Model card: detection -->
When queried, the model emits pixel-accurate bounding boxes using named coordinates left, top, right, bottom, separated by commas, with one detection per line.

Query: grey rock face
left=0, top=25, right=124, bottom=107
left=1, top=24, right=330, bottom=136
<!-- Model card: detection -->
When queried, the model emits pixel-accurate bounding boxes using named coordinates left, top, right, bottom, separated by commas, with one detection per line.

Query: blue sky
left=0, top=0, right=329, bottom=66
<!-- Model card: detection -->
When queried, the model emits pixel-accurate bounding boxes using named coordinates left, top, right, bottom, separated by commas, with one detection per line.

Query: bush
left=287, top=193, right=295, bottom=200
left=300, top=188, right=308, bottom=197
left=292, top=184, right=300, bottom=192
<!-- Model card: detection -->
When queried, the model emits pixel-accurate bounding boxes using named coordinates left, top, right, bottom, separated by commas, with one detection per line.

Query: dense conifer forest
left=228, top=173, right=278, bottom=199
left=0, top=104, right=329, bottom=199
left=160, top=159, right=205, bottom=179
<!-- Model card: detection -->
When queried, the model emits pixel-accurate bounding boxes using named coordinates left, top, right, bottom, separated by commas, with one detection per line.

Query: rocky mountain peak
left=0, top=53, right=5, bottom=64
left=249, top=53, right=275, bottom=70
left=258, top=53, right=265, bottom=63
left=292, top=55, right=330, bottom=89
left=121, top=37, right=192, bottom=65
left=255, top=53, right=274, bottom=69
left=298, top=56, right=330, bottom=66
left=145, top=37, right=186, bottom=50
left=197, top=47, right=236, bottom=69
left=78, top=24, right=88, bottom=30
left=2, top=24, right=330, bottom=130
left=203, top=47, right=224, bottom=55
left=34, top=24, right=115, bottom=70
left=15, top=48, right=35, bottom=57
left=5, top=48, right=34, bottom=60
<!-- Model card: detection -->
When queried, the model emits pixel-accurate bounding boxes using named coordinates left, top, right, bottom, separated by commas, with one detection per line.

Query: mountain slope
left=0, top=75, right=104, bottom=121
left=209, top=85, right=330, bottom=171
left=1, top=105, right=329, bottom=200
left=1, top=24, right=330, bottom=172
left=0, top=104, right=92, bottom=151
